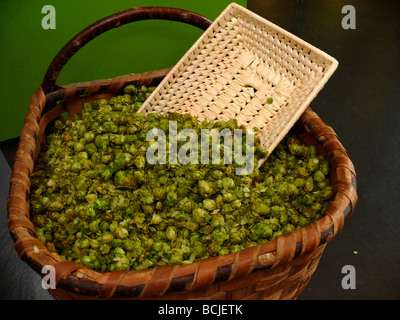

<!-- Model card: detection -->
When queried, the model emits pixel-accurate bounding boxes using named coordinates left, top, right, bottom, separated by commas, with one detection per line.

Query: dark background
left=1, top=0, right=399, bottom=300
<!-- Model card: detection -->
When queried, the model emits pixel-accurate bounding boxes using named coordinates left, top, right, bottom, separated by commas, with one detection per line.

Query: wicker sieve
left=139, top=3, right=339, bottom=162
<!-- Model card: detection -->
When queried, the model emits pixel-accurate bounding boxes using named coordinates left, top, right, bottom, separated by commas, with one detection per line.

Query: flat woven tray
left=139, top=3, right=338, bottom=156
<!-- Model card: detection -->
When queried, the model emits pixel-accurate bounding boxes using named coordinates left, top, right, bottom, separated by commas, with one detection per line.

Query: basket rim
left=7, top=70, right=357, bottom=299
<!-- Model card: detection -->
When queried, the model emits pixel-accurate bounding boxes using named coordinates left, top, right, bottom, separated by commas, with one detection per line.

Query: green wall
left=0, top=0, right=246, bottom=142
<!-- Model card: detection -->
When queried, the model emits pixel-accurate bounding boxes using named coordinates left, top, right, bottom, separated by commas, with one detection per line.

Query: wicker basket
left=7, top=6, right=357, bottom=300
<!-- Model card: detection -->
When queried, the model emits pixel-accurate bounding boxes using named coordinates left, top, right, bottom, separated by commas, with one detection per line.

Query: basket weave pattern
left=7, top=7, right=356, bottom=300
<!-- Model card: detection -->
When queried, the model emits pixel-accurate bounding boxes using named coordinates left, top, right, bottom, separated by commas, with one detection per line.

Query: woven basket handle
left=41, top=7, right=212, bottom=95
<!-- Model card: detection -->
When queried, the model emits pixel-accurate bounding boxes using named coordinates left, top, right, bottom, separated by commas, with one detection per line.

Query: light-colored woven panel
left=138, top=3, right=338, bottom=154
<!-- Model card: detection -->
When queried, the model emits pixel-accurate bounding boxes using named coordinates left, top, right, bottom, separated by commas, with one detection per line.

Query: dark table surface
left=1, top=0, right=399, bottom=300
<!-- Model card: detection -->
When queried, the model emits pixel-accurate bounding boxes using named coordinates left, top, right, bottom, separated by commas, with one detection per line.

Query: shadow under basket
left=6, top=7, right=357, bottom=300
